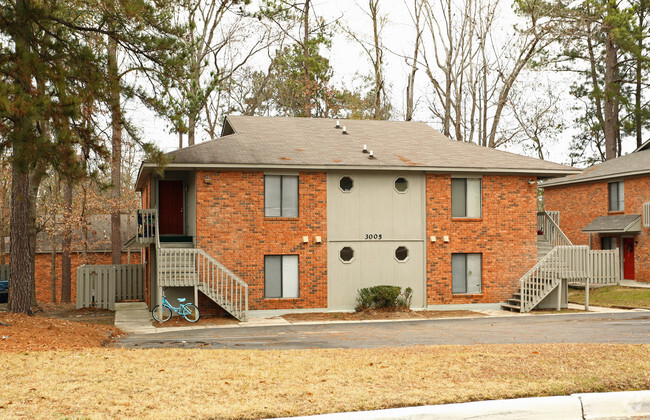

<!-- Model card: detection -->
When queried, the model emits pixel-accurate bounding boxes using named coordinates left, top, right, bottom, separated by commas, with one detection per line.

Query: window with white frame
left=608, top=181, right=624, bottom=212
left=451, top=178, right=482, bottom=218
left=452, top=253, right=482, bottom=294
left=264, top=255, right=299, bottom=298
left=265, top=175, right=298, bottom=217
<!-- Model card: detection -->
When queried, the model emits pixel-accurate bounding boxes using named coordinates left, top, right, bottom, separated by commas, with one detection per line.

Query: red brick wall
left=33, top=251, right=142, bottom=303
left=195, top=170, right=328, bottom=310
left=426, top=175, right=538, bottom=304
left=545, top=176, right=650, bottom=282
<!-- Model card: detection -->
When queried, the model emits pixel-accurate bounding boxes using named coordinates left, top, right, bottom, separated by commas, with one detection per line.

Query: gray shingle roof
left=543, top=149, right=650, bottom=188
left=582, top=214, right=642, bottom=234
left=142, top=116, right=577, bottom=178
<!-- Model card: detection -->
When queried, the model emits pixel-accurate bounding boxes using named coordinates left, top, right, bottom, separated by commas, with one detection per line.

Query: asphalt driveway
left=115, top=311, right=650, bottom=349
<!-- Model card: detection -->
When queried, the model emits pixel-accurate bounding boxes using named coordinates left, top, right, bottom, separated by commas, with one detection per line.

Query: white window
left=452, top=253, right=482, bottom=294
left=608, top=181, right=624, bottom=212
left=265, top=175, right=298, bottom=217
left=452, top=178, right=481, bottom=218
left=264, top=255, right=299, bottom=298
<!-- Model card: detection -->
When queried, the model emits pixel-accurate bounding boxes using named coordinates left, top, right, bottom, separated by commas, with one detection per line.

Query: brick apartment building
left=135, top=116, right=577, bottom=316
left=543, top=141, right=650, bottom=283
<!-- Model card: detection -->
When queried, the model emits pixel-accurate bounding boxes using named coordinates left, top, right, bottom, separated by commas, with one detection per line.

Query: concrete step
left=160, top=243, right=194, bottom=249
left=501, top=303, right=521, bottom=312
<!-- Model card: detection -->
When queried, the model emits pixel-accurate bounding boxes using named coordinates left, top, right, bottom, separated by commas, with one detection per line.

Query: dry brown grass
left=1, top=344, right=649, bottom=419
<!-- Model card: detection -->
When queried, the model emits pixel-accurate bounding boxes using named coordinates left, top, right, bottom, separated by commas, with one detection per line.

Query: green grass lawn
left=569, top=286, right=650, bottom=309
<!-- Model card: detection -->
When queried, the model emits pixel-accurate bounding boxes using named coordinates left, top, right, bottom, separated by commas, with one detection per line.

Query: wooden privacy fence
left=77, top=264, right=145, bottom=310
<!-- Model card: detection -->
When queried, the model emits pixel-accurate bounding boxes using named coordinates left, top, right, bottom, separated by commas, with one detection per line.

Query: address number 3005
left=365, top=233, right=383, bottom=240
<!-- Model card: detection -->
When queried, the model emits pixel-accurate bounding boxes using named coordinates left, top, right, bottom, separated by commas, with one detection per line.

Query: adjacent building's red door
left=159, top=180, right=184, bottom=235
left=623, top=238, right=635, bottom=280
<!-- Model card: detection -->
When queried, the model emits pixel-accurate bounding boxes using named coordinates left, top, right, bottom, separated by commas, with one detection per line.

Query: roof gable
left=542, top=148, right=650, bottom=188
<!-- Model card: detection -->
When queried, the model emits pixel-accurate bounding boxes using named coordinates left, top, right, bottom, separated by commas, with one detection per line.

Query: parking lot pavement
left=115, top=310, right=650, bottom=349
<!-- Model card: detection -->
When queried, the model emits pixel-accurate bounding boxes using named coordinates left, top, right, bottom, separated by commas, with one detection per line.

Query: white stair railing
left=157, top=247, right=248, bottom=321
left=519, top=245, right=589, bottom=312
left=538, top=211, right=572, bottom=247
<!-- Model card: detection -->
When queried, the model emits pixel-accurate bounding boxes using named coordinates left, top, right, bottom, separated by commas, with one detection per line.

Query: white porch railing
left=519, top=245, right=620, bottom=312
left=644, top=202, right=650, bottom=228
left=586, top=249, right=620, bottom=286
left=157, top=248, right=248, bottom=321
left=537, top=211, right=572, bottom=247
left=136, top=209, right=157, bottom=245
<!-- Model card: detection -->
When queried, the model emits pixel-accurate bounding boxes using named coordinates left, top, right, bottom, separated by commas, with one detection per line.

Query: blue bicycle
left=152, top=289, right=200, bottom=322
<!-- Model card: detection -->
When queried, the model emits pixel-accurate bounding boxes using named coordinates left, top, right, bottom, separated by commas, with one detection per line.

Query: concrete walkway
left=114, top=302, right=156, bottom=334
left=113, top=300, right=644, bottom=335
left=621, top=279, right=650, bottom=288
left=278, top=390, right=650, bottom=420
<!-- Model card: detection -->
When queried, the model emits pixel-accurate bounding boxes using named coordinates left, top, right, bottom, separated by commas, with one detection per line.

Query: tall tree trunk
left=188, top=115, right=196, bottom=146
left=28, top=165, right=45, bottom=308
left=303, top=0, right=311, bottom=117
left=635, top=0, right=646, bottom=149
left=370, top=0, right=383, bottom=119
left=8, top=168, right=32, bottom=315
left=405, top=1, right=420, bottom=123
left=61, top=177, right=72, bottom=303
left=604, top=28, right=618, bottom=160
left=50, top=237, right=56, bottom=303
left=108, top=38, right=122, bottom=265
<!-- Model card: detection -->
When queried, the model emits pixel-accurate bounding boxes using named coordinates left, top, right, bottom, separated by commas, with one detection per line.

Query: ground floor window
left=602, top=236, right=618, bottom=250
left=452, top=253, right=482, bottom=294
left=264, top=255, right=299, bottom=298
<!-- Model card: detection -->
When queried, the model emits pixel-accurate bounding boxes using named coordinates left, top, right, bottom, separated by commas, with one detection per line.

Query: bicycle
left=152, top=289, right=200, bottom=322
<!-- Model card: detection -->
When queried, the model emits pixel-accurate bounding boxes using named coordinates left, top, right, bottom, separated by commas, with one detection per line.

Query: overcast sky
left=129, top=0, right=635, bottom=167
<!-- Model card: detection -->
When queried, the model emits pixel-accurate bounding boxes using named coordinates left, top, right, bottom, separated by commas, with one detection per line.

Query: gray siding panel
left=327, top=172, right=426, bottom=309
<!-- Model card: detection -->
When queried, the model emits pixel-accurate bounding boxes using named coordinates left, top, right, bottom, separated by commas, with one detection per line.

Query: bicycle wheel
left=182, top=303, right=200, bottom=322
left=152, top=305, right=172, bottom=322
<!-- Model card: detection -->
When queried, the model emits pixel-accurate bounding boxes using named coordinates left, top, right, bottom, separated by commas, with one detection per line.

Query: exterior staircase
left=502, top=211, right=575, bottom=313
left=138, top=209, right=249, bottom=321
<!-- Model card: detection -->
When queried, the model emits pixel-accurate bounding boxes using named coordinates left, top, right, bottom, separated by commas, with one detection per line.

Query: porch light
left=315, top=236, right=322, bottom=244
left=204, top=175, right=212, bottom=184
left=303, top=236, right=309, bottom=243
left=443, top=235, right=450, bottom=243
left=430, top=236, right=436, bottom=243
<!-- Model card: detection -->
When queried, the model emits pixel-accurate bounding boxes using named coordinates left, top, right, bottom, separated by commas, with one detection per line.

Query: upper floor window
left=608, top=181, right=624, bottom=212
left=265, top=175, right=298, bottom=217
left=451, top=178, right=481, bottom=218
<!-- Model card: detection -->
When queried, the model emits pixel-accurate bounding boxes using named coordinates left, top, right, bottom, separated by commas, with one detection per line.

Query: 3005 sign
left=365, top=233, right=383, bottom=240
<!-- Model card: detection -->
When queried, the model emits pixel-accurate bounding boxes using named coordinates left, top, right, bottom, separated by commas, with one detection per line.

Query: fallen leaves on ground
left=0, top=344, right=648, bottom=419
left=0, top=312, right=122, bottom=352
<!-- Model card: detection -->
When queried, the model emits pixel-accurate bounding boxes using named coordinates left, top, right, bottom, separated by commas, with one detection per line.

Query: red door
left=159, top=180, right=184, bottom=235
left=623, top=238, right=635, bottom=280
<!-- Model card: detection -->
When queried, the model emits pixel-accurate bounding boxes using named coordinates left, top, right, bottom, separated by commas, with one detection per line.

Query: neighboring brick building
left=9, top=215, right=143, bottom=303
left=135, top=116, right=577, bottom=316
left=543, top=141, right=650, bottom=283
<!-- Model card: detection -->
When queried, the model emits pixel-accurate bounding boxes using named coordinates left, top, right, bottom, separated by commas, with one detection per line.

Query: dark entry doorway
left=623, top=238, right=635, bottom=280
left=159, top=180, right=184, bottom=235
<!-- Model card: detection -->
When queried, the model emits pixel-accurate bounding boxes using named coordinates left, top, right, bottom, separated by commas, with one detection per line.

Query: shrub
left=356, top=285, right=413, bottom=311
